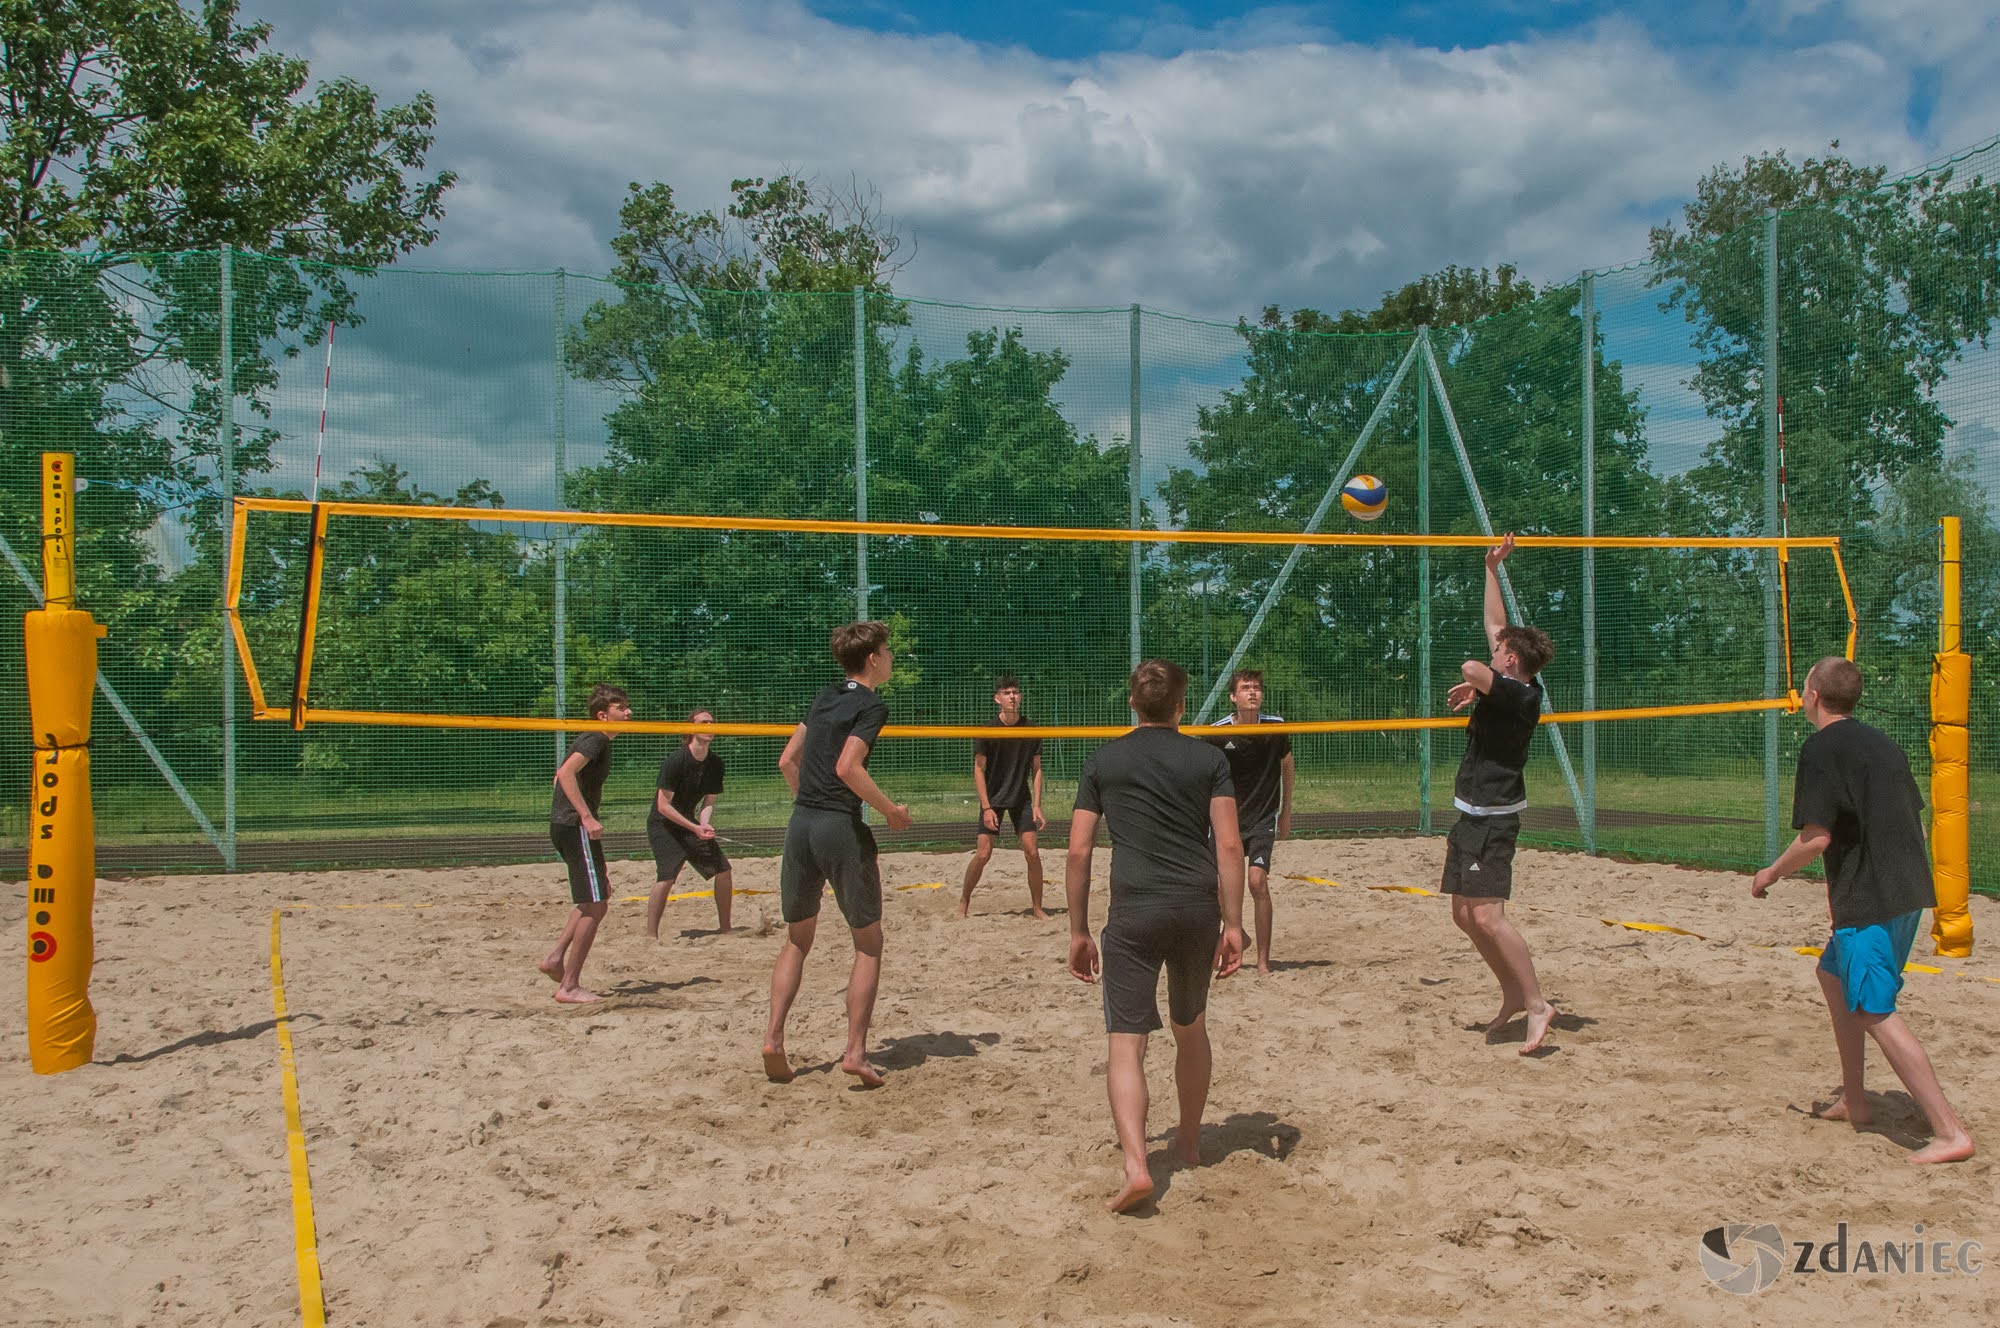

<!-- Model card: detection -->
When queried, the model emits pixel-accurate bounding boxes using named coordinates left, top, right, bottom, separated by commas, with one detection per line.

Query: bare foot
left=761, top=1048, right=795, bottom=1084
left=1032, top=909, right=1051, bottom=921
left=553, top=986, right=601, bottom=1004
left=1908, top=1133, right=1976, bottom=1165
left=841, top=1057, right=886, bottom=1089
left=538, top=957, right=564, bottom=983
left=1105, top=1171, right=1155, bottom=1214
left=1256, top=964, right=1274, bottom=978
left=1171, top=1130, right=1202, bottom=1167
left=1484, top=1004, right=1524, bottom=1035
left=1811, top=1093, right=1873, bottom=1126
left=1519, top=1001, right=1556, bottom=1055
left=954, top=905, right=969, bottom=920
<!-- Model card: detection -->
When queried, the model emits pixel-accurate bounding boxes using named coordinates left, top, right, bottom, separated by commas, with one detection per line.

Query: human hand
left=1751, top=867, right=1776, bottom=898
left=583, top=815, right=603, bottom=841
left=1448, top=681, right=1479, bottom=712
left=886, top=803, right=913, bottom=832
left=1068, top=933, right=1100, bottom=983
left=1485, top=532, right=1516, bottom=570
left=981, top=807, right=999, bottom=833
left=696, top=823, right=717, bottom=841
left=1215, top=926, right=1246, bottom=979
left=1033, top=806, right=1046, bottom=831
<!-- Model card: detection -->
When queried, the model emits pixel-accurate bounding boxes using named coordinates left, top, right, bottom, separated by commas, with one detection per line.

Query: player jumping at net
left=1443, top=534, right=1558, bottom=1054
left=958, top=674, right=1048, bottom=920
left=762, top=621, right=913, bottom=1087
left=1752, top=656, right=1975, bottom=1164
left=1067, top=659, right=1247, bottom=1213
left=646, top=708, right=735, bottom=939
left=540, top=683, right=633, bottom=1004
left=1207, top=669, right=1294, bottom=975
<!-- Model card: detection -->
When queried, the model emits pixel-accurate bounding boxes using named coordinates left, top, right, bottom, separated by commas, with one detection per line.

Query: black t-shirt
left=795, top=679, right=889, bottom=816
left=651, top=746, right=724, bottom=828
left=1454, top=673, right=1543, bottom=813
left=1792, top=718, right=1935, bottom=929
left=975, top=714, right=1042, bottom=809
left=550, top=731, right=611, bottom=825
left=1074, top=726, right=1236, bottom=915
left=1207, top=712, right=1293, bottom=831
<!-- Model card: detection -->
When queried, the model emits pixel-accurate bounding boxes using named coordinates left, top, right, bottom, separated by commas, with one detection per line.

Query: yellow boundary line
left=269, top=909, right=327, bottom=1328
left=1283, top=874, right=2000, bottom=988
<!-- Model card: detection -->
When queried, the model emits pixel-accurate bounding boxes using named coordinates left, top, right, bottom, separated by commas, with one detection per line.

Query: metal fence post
left=218, top=243, right=237, bottom=871
left=1762, top=211, right=1782, bottom=861
left=1417, top=340, right=1432, bottom=835
left=856, top=286, right=870, bottom=620
left=1129, top=304, right=1142, bottom=668
left=553, top=267, right=569, bottom=757
left=1580, top=272, right=1598, bottom=854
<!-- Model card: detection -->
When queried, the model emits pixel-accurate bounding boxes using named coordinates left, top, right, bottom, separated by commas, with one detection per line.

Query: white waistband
left=1454, top=797, right=1526, bottom=817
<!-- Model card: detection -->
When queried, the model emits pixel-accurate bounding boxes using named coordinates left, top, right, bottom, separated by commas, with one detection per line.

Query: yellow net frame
left=225, top=496, right=1856, bottom=739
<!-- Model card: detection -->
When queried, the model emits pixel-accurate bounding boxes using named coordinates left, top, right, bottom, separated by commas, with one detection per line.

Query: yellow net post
left=25, top=454, right=105, bottom=1073
left=1930, top=515, right=1973, bottom=957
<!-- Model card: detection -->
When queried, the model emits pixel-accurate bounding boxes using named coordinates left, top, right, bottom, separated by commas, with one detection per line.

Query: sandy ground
left=4, top=838, right=1999, bottom=1327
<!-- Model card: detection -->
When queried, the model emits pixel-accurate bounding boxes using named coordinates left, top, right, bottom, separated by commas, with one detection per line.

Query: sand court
left=4, top=839, right=1999, bottom=1326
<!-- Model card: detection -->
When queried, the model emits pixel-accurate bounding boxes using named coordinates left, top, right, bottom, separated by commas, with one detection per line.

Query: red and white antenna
left=312, top=321, right=335, bottom=504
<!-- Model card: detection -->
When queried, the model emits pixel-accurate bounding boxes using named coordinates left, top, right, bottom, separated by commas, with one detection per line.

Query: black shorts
left=1100, top=907, right=1221, bottom=1035
left=1241, top=825, right=1276, bottom=871
left=648, top=820, right=731, bottom=881
left=779, top=807, right=882, bottom=929
left=1440, top=813, right=1520, bottom=899
left=978, top=801, right=1036, bottom=838
left=551, top=822, right=612, bottom=906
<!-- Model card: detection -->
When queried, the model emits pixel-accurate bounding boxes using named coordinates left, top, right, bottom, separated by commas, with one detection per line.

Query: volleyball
left=1340, top=474, right=1387, bottom=521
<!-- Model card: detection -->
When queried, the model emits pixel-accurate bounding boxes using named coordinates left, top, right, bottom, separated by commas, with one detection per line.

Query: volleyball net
left=225, top=494, right=1855, bottom=859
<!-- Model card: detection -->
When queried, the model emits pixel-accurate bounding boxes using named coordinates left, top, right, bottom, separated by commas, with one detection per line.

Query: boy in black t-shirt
left=1208, top=669, right=1294, bottom=975
left=540, top=684, right=632, bottom=1004
left=958, top=674, right=1048, bottom=920
left=1752, top=656, right=1974, bottom=1164
left=1067, top=659, right=1246, bottom=1213
left=762, top=621, right=913, bottom=1087
left=1442, top=535, right=1559, bottom=1054
left=646, top=708, right=734, bottom=939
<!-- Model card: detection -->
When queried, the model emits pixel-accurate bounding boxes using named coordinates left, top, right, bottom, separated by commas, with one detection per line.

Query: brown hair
left=1497, top=625, right=1554, bottom=679
left=1230, top=668, right=1263, bottom=692
left=585, top=683, right=628, bottom=720
left=681, top=707, right=714, bottom=748
left=994, top=674, right=1020, bottom=693
left=1129, top=659, right=1188, bottom=725
left=832, top=620, right=890, bottom=674
left=1807, top=656, right=1863, bottom=714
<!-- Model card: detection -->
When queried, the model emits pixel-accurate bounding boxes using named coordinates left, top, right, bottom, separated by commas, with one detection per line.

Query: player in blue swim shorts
left=1753, top=657, right=1974, bottom=1164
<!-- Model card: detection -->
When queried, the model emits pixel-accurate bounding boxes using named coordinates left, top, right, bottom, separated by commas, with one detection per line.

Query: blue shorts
left=1819, top=909, right=1924, bottom=1015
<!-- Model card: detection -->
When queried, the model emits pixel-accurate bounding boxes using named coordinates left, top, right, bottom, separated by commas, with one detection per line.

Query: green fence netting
left=5, top=143, right=2000, bottom=881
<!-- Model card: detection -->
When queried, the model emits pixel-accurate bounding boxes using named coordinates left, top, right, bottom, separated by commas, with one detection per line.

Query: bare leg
left=540, top=907, right=580, bottom=980
left=1461, top=899, right=1552, bottom=1052
left=1452, top=897, right=1524, bottom=1029
left=554, top=902, right=607, bottom=1003
left=1858, top=1011, right=1976, bottom=1163
left=1105, top=1032, right=1154, bottom=1212
left=712, top=868, right=734, bottom=932
left=1246, top=866, right=1274, bottom=975
left=958, top=839, right=994, bottom=918
left=761, top=916, right=817, bottom=1082
left=1021, top=833, right=1049, bottom=919
left=1168, top=1014, right=1211, bottom=1166
left=646, top=874, right=679, bottom=941
left=1810, top=966, right=1872, bottom=1123
left=840, top=921, right=885, bottom=1087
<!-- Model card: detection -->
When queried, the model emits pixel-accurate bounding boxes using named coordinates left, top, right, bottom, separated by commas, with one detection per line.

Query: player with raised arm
left=1442, top=535, right=1558, bottom=1054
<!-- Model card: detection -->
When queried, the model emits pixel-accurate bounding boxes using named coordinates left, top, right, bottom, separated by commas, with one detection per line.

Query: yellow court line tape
left=1601, top=919, right=1707, bottom=939
left=269, top=910, right=327, bottom=1328
left=1369, top=884, right=1435, bottom=896
left=1288, top=874, right=1347, bottom=887
left=895, top=882, right=949, bottom=892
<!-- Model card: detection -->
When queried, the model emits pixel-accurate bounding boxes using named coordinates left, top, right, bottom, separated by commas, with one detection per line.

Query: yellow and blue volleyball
left=1340, top=474, right=1387, bottom=521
